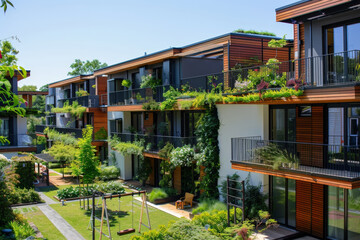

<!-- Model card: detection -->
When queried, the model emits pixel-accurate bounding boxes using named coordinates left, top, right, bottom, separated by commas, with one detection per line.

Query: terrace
left=35, top=125, right=83, bottom=139
left=231, top=137, right=360, bottom=185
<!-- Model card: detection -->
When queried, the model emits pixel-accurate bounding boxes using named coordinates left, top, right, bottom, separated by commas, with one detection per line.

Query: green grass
left=49, top=172, right=60, bottom=176
left=15, top=207, right=66, bottom=240
left=51, top=167, right=72, bottom=175
left=50, top=196, right=178, bottom=239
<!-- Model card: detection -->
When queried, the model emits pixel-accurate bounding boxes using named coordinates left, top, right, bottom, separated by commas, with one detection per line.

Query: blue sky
left=0, top=0, right=296, bottom=88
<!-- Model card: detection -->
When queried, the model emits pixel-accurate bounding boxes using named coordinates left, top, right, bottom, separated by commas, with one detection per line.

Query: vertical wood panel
left=311, top=184, right=324, bottom=238
left=173, top=167, right=181, bottom=193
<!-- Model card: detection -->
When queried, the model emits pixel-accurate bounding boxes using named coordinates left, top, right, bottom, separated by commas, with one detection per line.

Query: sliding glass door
left=271, top=176, right=296, bottom=227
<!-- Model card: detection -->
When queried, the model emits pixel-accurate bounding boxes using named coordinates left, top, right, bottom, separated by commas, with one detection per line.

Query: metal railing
left=180, top=72, right=224, bottom=92
left=231, top=137, right=360, bottom=179
left=108, top=85, right=171, bottom=106
left=57, top=95, right=100, bottom=108
left=227, top=50, right=360, bottom=89
left=35, top=125, right=83, bottom=138
left=111, top=132, right=196, bottom=152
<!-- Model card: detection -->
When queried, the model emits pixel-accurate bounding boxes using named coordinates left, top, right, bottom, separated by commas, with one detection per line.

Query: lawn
left=51, top=167, right=72, bottom=175
left=14, top=207, right=66, bottom=240
left=51, top=195, right=178, bottom=239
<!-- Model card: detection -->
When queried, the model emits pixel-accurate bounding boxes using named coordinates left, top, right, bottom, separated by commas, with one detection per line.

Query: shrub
left=11, top=155, right=36, bottom=189
left=168, top=218, right=220, bottom=240
left=192, top=199, right=227, bottom=214
left=191, top=209, right=242, bottom=235
left=94, top=127, right=107, bottom=140
left=56, top=181, right=125, bottom=199
left=8, top=188, right=42, bottom=204
left=148, top=188, right=168, bottom=202
left=99, top=166, right=120, bottom=181
left=9, top=220, right=35, bottom=239
left=0, top=181, right=14, bottom=226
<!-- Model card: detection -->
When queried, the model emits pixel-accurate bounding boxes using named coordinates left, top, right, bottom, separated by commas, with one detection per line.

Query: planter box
left=149, top=195, right=180, bottom=205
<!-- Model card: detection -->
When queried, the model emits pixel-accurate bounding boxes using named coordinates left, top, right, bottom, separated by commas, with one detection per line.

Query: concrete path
left=37, top=191, right=57, bottom=204
left=38, top=204, right=85, bottom=240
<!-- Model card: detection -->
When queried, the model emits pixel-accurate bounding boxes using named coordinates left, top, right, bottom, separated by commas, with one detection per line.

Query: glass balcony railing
left=111, top=132, right=196, bottom=152
left=231, top=137, right=360, bottom=180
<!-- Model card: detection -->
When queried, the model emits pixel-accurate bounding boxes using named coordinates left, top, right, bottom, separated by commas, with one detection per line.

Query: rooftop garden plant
left=94, top=127, right=107, bottom=140
left=233, top=29, right=276, bottom=37
left=44, top=127, right=78, bottom=145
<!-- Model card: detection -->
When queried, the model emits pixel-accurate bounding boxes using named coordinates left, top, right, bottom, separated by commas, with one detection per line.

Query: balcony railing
left=111, top=132, right=196, bottom=152
left=0, top=134, right=38, bottom=147
left=180, top=72, right=224, bottom=92
left=231, top=137, right=360, bottom=180
left=35, top=125, right=83, bottom=138
left=227, top=50, right=360, bottom=89
left=57, top=95, right=99, bottom=108
left=109, top=85, right=171, bottom=106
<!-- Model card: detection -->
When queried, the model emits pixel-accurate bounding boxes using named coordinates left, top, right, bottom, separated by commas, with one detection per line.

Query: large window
left=270, top=107, right=296, bottom=142
left=327, top=187, right=360, bottom=240
left=271, top=176, right=296, bottom=228
left=325, top=19, right=360, bottom=84
left=0, top=117, right=9, bottom=137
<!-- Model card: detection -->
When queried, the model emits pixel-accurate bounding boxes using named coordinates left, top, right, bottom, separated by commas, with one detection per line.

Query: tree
left=67, top=59, right=108, bottom=76
left=1, top=0, right=13, bottom=12
left=77, top=125, right=99, bottom=184
left=0, top=40, right=18, bottom=66
left=18, top=85, right=37, bottom=91
left=45, top=142, right=77, bottom=178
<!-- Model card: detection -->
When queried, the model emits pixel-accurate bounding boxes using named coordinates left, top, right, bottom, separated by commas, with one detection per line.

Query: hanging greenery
left=195, top=106, right=220, bottom=199
left=51, top=100, right=86, bottom=119
left=44, top=127, right=78, bottom=145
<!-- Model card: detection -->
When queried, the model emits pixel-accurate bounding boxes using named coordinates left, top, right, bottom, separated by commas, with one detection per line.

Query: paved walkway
left=38, top=204, right=85, bottom=240
left=37, top=191, right=57, bottom=204
left=135, top=196, right=192, bottom=219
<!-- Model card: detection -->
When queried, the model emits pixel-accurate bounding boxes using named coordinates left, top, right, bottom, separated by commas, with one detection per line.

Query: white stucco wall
left=217, top=104, right=269, bottom=195
left=107, top=111, right=133, bottom=180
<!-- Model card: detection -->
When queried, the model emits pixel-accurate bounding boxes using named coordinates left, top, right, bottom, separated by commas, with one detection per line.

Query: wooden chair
left=180, top=192, right=194, bottom=208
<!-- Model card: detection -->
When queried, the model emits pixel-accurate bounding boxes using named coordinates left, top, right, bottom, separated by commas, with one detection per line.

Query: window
left=271, top=176, right=296, bottom=227
left=299, top=106, right=312, bottom=117
left=109, top=119, right=122, bottom=134
left=270, top=107, right=296, bottom=142
left=0, top=117, right=9, bottom=137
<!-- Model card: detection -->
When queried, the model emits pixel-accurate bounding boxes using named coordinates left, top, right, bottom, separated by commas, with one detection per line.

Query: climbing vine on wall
left=195, top=106, right=220, bottom=199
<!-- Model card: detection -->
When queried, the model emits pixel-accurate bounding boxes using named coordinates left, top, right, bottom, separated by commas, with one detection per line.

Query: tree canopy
left=67, top=59, right=108, bottom=76
left=0, top=40, right=18, bottom=66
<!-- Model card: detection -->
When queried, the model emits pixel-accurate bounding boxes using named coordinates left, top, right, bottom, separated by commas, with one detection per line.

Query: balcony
left=111, top=132, right=196, bottom=152
left=35, top=125, right=83, bottom=138
left=227, top=50, right=360, bottom=89
left=57, top=95, right=99, bottom=108
left=180, top=72, right=224, bottom=92
left=231, top=137, right=360, bottom=181
left=109, top=85, right=170, bottom=106
left=0, top=134, right=39, bottom=153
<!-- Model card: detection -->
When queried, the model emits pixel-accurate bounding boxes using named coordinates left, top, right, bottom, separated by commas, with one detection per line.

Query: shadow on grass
left=82, top=207, right=130, bottom=227
left=36, top=185, right=59, bottom=193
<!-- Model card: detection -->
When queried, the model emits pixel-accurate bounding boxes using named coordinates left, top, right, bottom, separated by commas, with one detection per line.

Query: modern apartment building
left=95, top=32, right=292, bottom=194
left=0, top=70, right=35, bottom=158
left=37, top=74, right=108, bottom=161
left=227, top=1, right=360, bottom=239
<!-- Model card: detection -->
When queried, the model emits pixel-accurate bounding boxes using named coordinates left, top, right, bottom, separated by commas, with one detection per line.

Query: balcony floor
left=231, top=161, right=360, bottom=189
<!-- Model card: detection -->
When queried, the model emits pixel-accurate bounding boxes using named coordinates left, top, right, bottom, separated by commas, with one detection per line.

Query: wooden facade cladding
left=296, top=181, right=324, bottom=238
left=296, top=106, right=324, bottom=168
left=86, top=107, right=108, bottom=133
left=96, top=76, right=108, bottom=97
left=276, top=0, right=351, bottom=22
left=231, top=162, right=360, bottom=189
